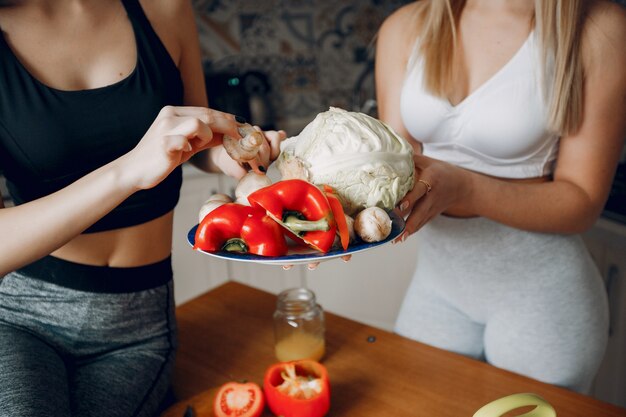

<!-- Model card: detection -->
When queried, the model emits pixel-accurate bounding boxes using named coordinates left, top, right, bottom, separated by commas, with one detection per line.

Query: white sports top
left=400, top=31, right=559, bottom=179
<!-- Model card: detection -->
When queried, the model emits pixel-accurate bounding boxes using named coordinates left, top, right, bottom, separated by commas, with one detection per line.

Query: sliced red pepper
left=194, top=203, right=288, bottom=257
left=263, top=360, right=330, bottom=417
left=248, top=179, right=337, bottom=253
left=323, top=185, right=349, bottom=251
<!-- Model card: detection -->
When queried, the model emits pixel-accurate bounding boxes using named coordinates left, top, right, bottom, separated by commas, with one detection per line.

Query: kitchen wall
left=192, top=0, right=411, bottom=135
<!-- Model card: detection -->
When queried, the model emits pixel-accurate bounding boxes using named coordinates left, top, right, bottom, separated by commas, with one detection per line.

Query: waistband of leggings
left=15, top=255, right=173, bottom=294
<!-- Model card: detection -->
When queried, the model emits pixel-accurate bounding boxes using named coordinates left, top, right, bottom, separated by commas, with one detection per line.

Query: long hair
left=414, top=0, right=586, bottom=135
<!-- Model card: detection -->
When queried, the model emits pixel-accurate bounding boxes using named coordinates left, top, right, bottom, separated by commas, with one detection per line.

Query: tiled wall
left=192, top=0, right=410, bottom=134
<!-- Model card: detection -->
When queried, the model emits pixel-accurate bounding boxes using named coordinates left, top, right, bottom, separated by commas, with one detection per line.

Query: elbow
left=558, top=202, right=603, bottom=235
left=550, top=180, right=607, bottom=234
left=567, top=218, right=596, bottom=234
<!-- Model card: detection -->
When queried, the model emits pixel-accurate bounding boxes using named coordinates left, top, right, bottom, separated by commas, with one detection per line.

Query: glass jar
left=273, top=287, right=325, bottom=362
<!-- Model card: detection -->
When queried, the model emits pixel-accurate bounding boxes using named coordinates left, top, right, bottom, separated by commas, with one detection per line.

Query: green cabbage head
left=276, top=107, right=415, bottom=215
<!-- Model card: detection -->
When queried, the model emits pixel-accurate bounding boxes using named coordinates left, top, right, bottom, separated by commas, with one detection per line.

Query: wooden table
left=162, top=282, right=626, bottom=417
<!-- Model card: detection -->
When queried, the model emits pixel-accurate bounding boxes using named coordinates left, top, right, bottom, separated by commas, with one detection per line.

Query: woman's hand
left=210, top=128, right=287, bottom=179
left=282, top=255, right=352, bottom=272
left=395, top=154, right=473, bottom=241
left=122, top=106, right=240, bottom=190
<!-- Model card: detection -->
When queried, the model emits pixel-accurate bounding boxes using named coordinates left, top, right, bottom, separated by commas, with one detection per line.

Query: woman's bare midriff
left=51, top=211, right=174, bottom=267
left=443, top=175, right=551, bottom=218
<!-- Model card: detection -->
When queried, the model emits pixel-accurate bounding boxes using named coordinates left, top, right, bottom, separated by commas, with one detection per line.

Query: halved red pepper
left=248, top=179, right=337, bottom=253
left=194, top=203, right=288, bottom=257
left=323, top=185, right=350, bottom=251
left=263, top=360, right=330, bottom=417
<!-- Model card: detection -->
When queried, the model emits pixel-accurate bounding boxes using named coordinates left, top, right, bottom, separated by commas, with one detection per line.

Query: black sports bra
left=0, top=0, right=184, bottom=233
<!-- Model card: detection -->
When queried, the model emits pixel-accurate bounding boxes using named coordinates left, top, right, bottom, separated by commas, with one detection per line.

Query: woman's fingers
left=237, top=128, right=287, bottom=175
left=169, top=117, right=214, bottom=147
left=394, top=174, right=434, bottom=242
left=246, top=129, right=271, bottom=174
left=413, top=153, right=431, bottom=169
left=211, top=147, right=249, bottom=179
left=160, top=105, right=240, bottom=140
left=164, top=134, right=192, bottom=154
left=397, top=177, right=430, bottom=217
left=158, top=107, right=289, bottom=178
left=402, top=198, right=432, bottom=238
left=280, top=255, right=348, bottom=271
left=281, top=262, right=320, bottom=271
left=162, top=105, right=235, bottom=123
left=245, top=128, right=286, bottom=174
left=265, top=130, right=287, bottom=161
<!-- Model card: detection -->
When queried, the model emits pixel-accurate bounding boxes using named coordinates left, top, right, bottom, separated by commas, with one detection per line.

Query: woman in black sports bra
left=0, top=1, right=284, bottom=416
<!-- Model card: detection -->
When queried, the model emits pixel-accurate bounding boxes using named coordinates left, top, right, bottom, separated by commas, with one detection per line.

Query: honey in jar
left=273, top=288, right=325, bottom=362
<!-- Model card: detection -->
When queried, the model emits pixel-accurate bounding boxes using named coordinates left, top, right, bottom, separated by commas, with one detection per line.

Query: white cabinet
left=583, top=218, right=626, bottom=408
left=304, top=235, right=417, bottom=331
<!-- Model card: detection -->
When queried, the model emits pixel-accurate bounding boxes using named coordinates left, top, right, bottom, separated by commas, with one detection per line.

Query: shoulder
left=138, top=0, right=197, bottom=64
left=139, top=0, right=192, bottom=21
left=377, top=1, right=425, bottom=62
left=379, top=1, right=424, bottom=44
left=139, top=0, right=195, bottom=34
left=581, top=1, right=626, bottom=73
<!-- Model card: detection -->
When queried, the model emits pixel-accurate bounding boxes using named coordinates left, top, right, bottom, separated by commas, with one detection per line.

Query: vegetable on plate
left=235, top=171, right=273, bottom=206
left=223, top=123, right=265, bottom=163
left=194, top=203, right=288, bottom=257
left=213, top=381, right=265, bottom=417
left=248, top=179, right=338, bottom=253
left=354, top=206, right=392, bottom=243
left=263, top=360, right=330, bottom=417
left=198, top=193, right=233, bottom=223
left=276, top=107, right=414, bottom=215
left=322, top=185, right=350, bottom=250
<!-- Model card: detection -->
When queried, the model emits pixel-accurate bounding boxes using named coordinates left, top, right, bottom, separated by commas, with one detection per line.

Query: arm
left=0, top=105, right=238, bottom=276
left=379, top=3, right=626, bottom=237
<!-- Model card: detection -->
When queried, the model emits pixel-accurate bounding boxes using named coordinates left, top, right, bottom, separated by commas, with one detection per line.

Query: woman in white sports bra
left=376, top=0, right=626, bottom=393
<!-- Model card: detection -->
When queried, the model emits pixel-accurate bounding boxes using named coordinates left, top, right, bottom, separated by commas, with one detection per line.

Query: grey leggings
left=395, top=215, right=609, bottom=393
left=0, top=257, right=177, bottom=417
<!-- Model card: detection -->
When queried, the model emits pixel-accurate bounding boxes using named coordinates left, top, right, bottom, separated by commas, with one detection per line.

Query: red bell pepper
left=323, top=185, right=350, bottom=251
left=194, top=203, right=288, bottom=257
left=263, top=360, right=331, bottom=417
left=248, top=179, right=337, bottom=253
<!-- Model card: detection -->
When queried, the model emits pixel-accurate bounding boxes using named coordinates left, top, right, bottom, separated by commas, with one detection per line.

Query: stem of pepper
left=282, top=211, right=330, bottom=232
left=222, top=238, right=249, bottom=253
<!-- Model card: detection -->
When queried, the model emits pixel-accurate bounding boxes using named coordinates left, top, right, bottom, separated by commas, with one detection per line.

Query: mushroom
left=354, top=207, right=392, bottom=243
left=198, top=193, right=233, bottom=223
left=235, top=171, right=272, bottom=205
left=222, top=123, right=265, bottom=162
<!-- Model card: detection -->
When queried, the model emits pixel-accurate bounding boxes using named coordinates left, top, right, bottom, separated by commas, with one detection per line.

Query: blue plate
left=187, top=210, right=405, bottom=265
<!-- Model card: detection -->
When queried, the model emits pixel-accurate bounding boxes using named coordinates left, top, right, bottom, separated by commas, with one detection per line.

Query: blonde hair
left=415, top=0, right=586, bottom=135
